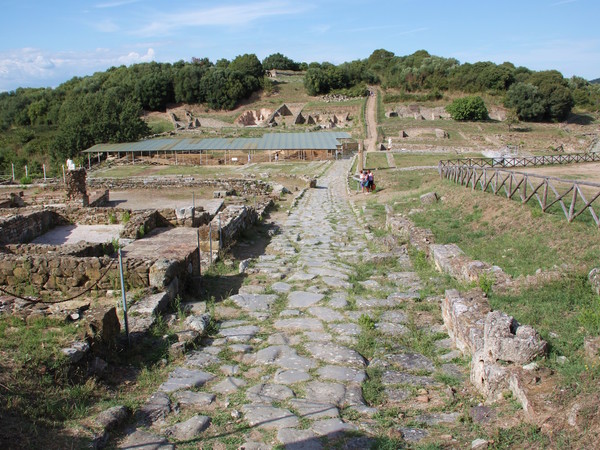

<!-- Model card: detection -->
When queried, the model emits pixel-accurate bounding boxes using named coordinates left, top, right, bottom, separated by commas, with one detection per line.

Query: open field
left=507, top=161, right=600, bottom=184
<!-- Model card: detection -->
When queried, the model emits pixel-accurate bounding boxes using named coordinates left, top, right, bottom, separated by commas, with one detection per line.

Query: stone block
left=85, top=306, right=121, bottom=348
left=470, top=349, right=508, bottom=400
left=149, top=259, right=179, bottom=288
left=483, top=311, right=547, bottom=365
left=441, top=289, right=489, bottom=354
left=420, top=192, right=439, bottom=204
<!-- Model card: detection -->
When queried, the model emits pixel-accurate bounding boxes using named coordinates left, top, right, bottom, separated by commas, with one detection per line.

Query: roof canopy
left=83, top=132, right=352, bottom=154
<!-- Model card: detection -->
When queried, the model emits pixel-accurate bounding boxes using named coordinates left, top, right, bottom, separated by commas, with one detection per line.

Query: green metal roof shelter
left=83, top=132, right=351, bottom=154
left=82, top=131, right=353, bottom=165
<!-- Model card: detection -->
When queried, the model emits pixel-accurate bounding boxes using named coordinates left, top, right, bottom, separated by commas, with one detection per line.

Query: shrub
left=446, top=96, right=488, bottom=121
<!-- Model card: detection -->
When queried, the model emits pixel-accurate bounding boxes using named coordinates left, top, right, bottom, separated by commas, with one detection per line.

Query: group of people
left=358, top=169, right=375, bottom=193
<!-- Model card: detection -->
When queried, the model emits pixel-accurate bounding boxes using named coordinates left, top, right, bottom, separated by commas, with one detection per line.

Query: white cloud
left=118, top=48, right=155, bottom=64
left=0, top=47, right=157, bottom=92
left=135, top=1, right=311, bottom=36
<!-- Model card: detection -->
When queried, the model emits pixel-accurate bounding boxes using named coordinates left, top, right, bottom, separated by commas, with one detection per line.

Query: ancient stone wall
left=0, top=210, right=66, bottom=245
left=0, top=254, right=153, bottom=296
left=88, top=178, right=271, bottom=197
left=3, top=242, right=109, bottom=257
left=121, top=210, right=172, bottom=239
left=387, top=210, right=547, bottom=415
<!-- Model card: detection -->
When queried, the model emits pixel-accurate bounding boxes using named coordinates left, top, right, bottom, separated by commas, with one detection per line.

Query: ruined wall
left=0, top=210, right=66, bottom=245
left=3, top=242, right=110, bottom=257
left=0, top=254, right=153, bottom=295
left=88, top=178, right=271, bottom=196
left=387, top=209, right=547, bottom=416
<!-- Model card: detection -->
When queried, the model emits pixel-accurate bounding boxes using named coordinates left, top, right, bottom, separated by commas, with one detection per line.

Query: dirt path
left=364, top=87, right=378, bottom=153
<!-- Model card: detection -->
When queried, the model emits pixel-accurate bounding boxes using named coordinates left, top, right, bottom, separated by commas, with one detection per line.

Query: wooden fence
left=439, top=153, right=600, bottom=169
left=438, top=154, right=600, bottom=227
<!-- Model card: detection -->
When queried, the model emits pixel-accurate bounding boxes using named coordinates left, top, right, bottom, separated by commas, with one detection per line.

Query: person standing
left=367, top=170, right=374, bottom=193
left=359, top=170, right=365, bottom=193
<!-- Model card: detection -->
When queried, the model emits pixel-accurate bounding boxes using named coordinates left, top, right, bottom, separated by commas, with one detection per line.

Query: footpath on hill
left=117, top=160, right=479, bottom=449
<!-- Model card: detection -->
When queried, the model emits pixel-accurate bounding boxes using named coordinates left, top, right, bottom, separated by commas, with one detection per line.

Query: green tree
left=504, top=82, right=547, bottom=121
left=262, top=53, right=300, bottom=71
left=446, top=96, right=488, bottom=121
left=229, top=54, right=264, bottom=78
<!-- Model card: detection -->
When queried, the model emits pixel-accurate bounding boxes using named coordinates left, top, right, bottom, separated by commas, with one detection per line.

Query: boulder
left=96, top=405, right=129, bottom=430
left=420, top=192, right=439, bottom=204
left=584, top=336, right=600, bottom=360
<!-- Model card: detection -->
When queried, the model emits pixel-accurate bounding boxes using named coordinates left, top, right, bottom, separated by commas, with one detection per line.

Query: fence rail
left=439, top=152, right=600, bottom=169
left=438, top=155, right=600, bottom=228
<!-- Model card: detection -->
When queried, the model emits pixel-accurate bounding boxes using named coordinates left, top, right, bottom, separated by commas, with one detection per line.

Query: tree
left=446, top=96, right=488, bottom=121
left=505, top=109, right=519, bottom=131
left=262, top=53, right=300, bottom=71
left=304, top=67, right=330, bottom=95
left=229, top=54, right=263, bottom=78
left=504, top=82, right=546, bottom=121
left=52, top=91, right=149, bottom=161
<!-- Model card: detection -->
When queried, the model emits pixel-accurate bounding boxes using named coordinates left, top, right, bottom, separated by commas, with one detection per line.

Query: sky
left=0, top=0, right=599, bottom=92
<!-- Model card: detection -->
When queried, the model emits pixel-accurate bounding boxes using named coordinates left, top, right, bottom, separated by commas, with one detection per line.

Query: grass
left=145, top=116, right=174, bottom=134
left=365, top=152, right=389, bottom=169
left=489, top=274, right=600, bottom=389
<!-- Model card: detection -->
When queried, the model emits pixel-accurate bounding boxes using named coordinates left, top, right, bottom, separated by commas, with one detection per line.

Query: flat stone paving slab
left=304, top=381, right=346, bottom=406
left=274, top=318, right=324, bottom=332
left=122, top=227, right=199, bottom=261
left=307, top=307, right=344, bottom=322
left=174, top=390, right=215, bottom=407
left=312, top=418, right=357, bottom=437
left=288, top=291, right=324, bottom=308
left=118, top=429, right=173, bottom=449
left=159, top=368, right=215, bottom=393
left=277, top=429, right=323, bottom=450
left=218, top=325, right=260, bottom=343
left=317, top=365, right=367, bottom=384
left=242, top=405, right=299, bottom=430
left=229, top=294, right=278, bottom=312
left=305, top=343, right=366, bottom=367
left=246, top=383, right=295, bottom=404
left=274, top=369, right=311, bottom=385
left=289, top=399, right=339, bottom=419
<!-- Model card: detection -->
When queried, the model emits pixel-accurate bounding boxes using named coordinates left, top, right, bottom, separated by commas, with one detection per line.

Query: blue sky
left=1, top=0, right=598, bottom=92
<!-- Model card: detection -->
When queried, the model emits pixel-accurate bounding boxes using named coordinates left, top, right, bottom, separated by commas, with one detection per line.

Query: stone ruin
left=235, top=108, right=274, bottom=127
left=386, top=105, right=450, bottom=120
left=234, top=104, right=352, bottom=130
left=65, top=168, right=89, bottom=206
left=386, top=209, right=552, bottom=422
left=169, top=110, right=201, bottom=130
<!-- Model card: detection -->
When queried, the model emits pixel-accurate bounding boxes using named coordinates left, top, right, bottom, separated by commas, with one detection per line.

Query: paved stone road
left=119, top=159, right=467, bottom=449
